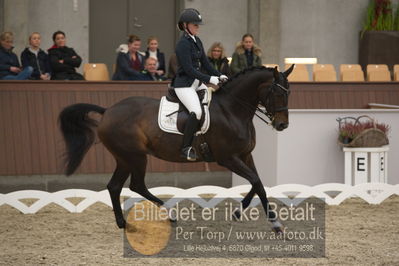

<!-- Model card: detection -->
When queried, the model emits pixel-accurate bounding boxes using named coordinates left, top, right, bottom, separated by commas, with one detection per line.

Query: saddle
left=158, top=87, right=212, bottom=135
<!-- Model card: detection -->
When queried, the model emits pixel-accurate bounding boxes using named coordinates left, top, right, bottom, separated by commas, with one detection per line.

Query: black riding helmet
left=178, top=8, right=203, bottom=31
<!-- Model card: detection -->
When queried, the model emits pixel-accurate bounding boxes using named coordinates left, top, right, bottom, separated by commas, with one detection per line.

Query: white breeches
left=174, top=79, right=207, bottom=120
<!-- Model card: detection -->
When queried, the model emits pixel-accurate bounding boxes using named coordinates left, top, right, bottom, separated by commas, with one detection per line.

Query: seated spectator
left=113, top=34, right=146, bottom=80
left=21, top=32, right=51, bottom=80
left=167, top=53, right=178, bottom=80
left=141, top=57, right=167, bottom=81
left=48, top=30, right=84, bottom=80
left=206, top=42, right=232, bottom=77
left=145, top=36, right=166, bottom=76
left=230, top=33, right=262, bottom=75
left=0, top=31, right=33, bottom=80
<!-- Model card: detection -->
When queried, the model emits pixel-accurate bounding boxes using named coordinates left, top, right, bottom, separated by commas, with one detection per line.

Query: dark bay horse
left=59, top=65, right=294, bottom=231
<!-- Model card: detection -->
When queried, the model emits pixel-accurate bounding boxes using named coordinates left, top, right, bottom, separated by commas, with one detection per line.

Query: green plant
left=394, top=4, right=399, bottom=30
left=362, top=0, right=398, bottom=34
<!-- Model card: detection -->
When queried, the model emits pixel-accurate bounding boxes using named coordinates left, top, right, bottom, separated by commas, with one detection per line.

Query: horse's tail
left=58, top=103, right=106, bottom=176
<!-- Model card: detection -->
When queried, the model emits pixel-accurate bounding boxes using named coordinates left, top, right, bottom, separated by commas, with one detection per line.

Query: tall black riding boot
left=181, top=112, right=200, bottom=161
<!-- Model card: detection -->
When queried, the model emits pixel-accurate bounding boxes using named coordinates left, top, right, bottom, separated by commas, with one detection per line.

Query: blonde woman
left=21, top=32, right=51, bottom=80
left=230, top=33, right=262, bottom=75
left=145, top=36, right=166, bottom=76
left=206, top=42, right=231, bottom=77
left=0, top=31, right=33, bottom=80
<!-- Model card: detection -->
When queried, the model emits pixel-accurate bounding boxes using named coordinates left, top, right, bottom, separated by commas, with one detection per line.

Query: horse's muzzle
left=274, top=121, right=289, bottom=131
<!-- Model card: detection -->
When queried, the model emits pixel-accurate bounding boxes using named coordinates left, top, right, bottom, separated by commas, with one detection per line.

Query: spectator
left=48, top=30, right=84, bottom=80
left=141, top=57, right=167, bottom=81
left=167, top=53, right=178, bottom=80
left=206, top=42, right=232, bottom=77
left=0, top=31, right=33, bottom=80
left=145, top=36, right=166, bottom=76
left=230, top=33, right=262, bottom=75
left=21, top=32, right=51, bottom=80
left=113, top=34, right=146, bottom=80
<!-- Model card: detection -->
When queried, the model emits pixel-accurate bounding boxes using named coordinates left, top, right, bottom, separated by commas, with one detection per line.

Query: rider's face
left=186, top=23, right=199, bottom=35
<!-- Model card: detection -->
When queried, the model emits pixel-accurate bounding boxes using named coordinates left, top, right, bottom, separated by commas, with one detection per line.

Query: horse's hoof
left=125, top=223, right=137, bottom=233
left=232, top=210, right=241, bottom=221
left=272, top=226, right=284, bottom=234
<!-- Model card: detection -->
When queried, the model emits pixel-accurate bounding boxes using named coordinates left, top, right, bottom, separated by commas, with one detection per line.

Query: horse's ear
left=273, top=66, right=279, bottom=80
left=284, top=64, right=295, bottom=77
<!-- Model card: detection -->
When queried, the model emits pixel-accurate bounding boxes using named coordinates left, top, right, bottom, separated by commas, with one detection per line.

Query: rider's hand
left=219, top=75, right=228, bottom=82
left=209, top=76, right=219, bottom=85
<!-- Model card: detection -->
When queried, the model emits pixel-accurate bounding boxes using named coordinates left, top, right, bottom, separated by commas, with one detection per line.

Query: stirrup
left=181, top=146, right=198, bottom=161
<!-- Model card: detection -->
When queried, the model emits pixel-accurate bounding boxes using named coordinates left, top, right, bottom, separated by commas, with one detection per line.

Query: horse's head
left=259, top=65, right=294, bottom=131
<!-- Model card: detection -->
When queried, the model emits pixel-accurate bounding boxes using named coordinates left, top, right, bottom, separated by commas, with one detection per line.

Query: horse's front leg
left=219, top=155, right=284, bottom=232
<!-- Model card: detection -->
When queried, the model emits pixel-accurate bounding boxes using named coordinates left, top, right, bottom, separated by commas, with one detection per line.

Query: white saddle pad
left=158, top=88, right=212, bottom=135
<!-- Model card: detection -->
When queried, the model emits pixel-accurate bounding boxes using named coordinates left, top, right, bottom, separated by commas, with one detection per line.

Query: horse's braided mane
left=218, top=66, right=275, bottom=91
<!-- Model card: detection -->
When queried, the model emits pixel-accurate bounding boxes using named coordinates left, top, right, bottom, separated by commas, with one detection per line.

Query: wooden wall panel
left=0, top=80, right=398, bottom=176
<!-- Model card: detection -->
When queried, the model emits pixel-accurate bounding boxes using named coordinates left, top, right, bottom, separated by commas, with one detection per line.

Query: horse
left=59, top=65, right=294, bottom=232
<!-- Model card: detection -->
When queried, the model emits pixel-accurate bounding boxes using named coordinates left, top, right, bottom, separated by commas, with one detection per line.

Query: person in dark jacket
left=230, top=33, right=262, bottom=75
left=48, top=30, right=84, bottom=80
left=0, top=31, right=33, bottom=80
left=145, top=36, right=166, bottom=76
left=21, top=32, right=51, bottom=80
left=112, top=34, right=146, bottom=80
left=173, top=8, right=228, bottom=161
left=206, top=42, right=232, bottom=77
left=141, top=57, right=167, bottom=81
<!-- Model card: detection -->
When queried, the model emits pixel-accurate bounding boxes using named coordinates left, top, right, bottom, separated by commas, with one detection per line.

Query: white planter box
left=343, top=145, right=389, bottom=185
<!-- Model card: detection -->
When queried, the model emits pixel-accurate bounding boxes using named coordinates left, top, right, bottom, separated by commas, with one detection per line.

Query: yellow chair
left=313, top=70, right=337, bottom=81
left=340, top=64, right=364, bottom=81
left=341, top=70, right=365, bottom=82
left=263, top=64, right=279, bottom=70
left=286, top=64, right=309, bottom=81
left=368, top=71, right=391, bottom=81
left=394, top=64, right=399, bottom=81
left=83, top=63, right=110, bottom=81
left=367, top=64, right=389, bottom=72
left=340, top=64, right=362, bottom=73
left=313, top=64, right=335, bottom=72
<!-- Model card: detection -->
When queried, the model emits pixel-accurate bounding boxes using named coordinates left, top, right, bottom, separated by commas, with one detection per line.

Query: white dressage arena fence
left=1, top=183, right=398, bottom=214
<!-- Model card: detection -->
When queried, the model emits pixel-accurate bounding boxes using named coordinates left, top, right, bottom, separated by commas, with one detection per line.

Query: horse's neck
left=216, top=72, right=266, bottom=122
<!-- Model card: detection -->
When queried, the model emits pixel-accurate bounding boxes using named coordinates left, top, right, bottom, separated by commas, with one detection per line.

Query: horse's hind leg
left=107, top=164, right=130, bottom=228
left=128, top=154, right=164, bottom=206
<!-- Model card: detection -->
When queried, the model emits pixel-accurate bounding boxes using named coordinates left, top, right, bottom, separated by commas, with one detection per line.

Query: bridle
left=256, top=82, right=290, bottom=125
left=217, top=71, right=290, bottom=125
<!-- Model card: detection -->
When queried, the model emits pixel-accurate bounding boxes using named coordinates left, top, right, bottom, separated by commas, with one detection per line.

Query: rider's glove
left=219, top=75, right=228, bottom=82
left=209, top=76, right=219, bottom=85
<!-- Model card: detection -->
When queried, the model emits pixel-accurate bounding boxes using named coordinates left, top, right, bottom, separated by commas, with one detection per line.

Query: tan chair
left=263, top=64, right=279, bottom=70
left=340, top=64, right=362, bottom=76
left=313, top=70, right=337, bottom=81
left=285, top=64, right=307, bottom=71
left=313, top=64, right=335, bottom=72
left=367, top=64, right=389, bottom=72
left=341, top=70, right=365, bottom=82
left=285, top=64, right=310, bottom=81
left=394, top=64, right=399, bottom=81
left=83, top=63, right=110, bottom=81
left=368, top=71, right=391, bottom=81
left=367, top=64, right=390, bottom=80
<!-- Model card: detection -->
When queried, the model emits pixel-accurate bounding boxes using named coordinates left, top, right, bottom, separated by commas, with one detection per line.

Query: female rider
left=173, top=8, right=228, bottom=161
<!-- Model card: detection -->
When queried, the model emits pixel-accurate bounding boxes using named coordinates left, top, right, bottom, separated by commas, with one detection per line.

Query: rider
left=174, top=8, right=228, bottom=161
